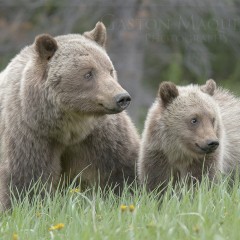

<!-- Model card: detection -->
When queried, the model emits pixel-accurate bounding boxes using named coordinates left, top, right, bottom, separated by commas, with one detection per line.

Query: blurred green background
left=1, top=0, right=240, bottom=129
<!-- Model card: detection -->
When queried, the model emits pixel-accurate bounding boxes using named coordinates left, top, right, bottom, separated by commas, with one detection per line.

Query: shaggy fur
left=0, top=22, right=140, bottom=210
left=138, top=79, right=240, bottom=192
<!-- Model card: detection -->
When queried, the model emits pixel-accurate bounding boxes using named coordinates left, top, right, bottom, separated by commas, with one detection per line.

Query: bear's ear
left=34, top=34, right=58, bottom=60
left=83, top=22, right=107, bottom=48
left=201, top=79, right=216, bottom=96
left=158, top=81, right=179, bottom=107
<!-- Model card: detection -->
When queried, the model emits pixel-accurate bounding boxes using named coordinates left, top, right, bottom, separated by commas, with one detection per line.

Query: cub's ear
left=35, top=34, right=58, bottom=60
left=158, top=81, right=179, bottom=107
left=201, top=79, right=216, bottom=96
left=83, top=22, right=107, bottom=48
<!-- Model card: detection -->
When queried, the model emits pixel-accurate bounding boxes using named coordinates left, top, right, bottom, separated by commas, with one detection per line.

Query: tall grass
left=1, top=175, right=240, bottom=239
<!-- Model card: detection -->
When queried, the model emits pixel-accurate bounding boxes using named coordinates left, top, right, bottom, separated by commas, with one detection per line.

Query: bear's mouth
left=98, top=103, right=123, bottom=114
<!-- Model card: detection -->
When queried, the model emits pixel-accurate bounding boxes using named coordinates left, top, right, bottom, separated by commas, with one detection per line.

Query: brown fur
left=200, top=79, right=216, bottom=96
left=0, top=22, right=140, bottom=210
left=138, top=80, right=224, bottom=193
left=159, top=81, right=179, bottom=107
left=35, top=34, right=58, bottom=60
left=83, top=22, right=107, bottom=48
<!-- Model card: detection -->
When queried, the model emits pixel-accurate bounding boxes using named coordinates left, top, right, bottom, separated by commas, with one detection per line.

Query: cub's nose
left=207, top=140, right=219, bottom=150
left=196, top=139, right=219, bottom=154
left=202, top=140, right=219, bottom=153
left=115, top=93, right=131, bottom=110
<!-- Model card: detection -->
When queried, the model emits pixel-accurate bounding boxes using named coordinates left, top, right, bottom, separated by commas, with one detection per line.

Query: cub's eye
left=84, top=71, right=93, bottom=80
left=191, top=118, right=198, bottom=124
left=110, top=69, right=114, bottom=77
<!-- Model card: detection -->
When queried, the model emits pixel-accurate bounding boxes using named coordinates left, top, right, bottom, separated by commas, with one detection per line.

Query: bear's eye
left=191, top=118, right=198, bottom=124
left=84, top=71, right=93, bottom=80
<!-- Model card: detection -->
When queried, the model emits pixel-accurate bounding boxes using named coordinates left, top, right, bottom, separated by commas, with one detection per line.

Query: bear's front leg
left=189, top=156, right=219, bottom=184
left=0, top=130, right=63, bottom=210
left=139, top=149, right=172, bottom=193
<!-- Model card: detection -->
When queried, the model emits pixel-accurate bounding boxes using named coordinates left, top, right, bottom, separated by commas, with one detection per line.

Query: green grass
left=1, top=176, right=240, bottom=240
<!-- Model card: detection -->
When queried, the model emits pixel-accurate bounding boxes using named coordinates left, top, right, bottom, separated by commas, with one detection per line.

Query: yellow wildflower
left=70, top=188, right=81, bottom=194
left=193, top=225, right=200, bottom=233
left=12, top=233, right=18, bottom=240
left=49, top=223, right=64, bottom=231
left=120, top=204, right=128, bottom=212
left=96, top=214, right=102, bottom=221
left=129, top=204, right=135, bottom=212
left=36, top=211, right=41, bottom=217
left=147, top=221, right=157, bottom=228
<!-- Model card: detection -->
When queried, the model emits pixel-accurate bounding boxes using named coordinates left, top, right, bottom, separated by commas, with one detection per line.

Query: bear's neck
left=53, top=111, right=105, bottom=145
left=21, top=85, right=105, bottom=145
left=165, top=148, right=220, bottom=180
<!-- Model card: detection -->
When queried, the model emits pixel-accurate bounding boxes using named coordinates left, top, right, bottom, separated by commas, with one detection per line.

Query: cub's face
left=159, top=80, right=220, bottom=157
left=170, top=95, right=220, bottom=156
left=34, top=22, right=131, bottom=115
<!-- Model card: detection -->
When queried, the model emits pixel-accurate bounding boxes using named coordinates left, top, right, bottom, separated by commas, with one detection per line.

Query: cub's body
left=138, top=80, right=240, bottom=192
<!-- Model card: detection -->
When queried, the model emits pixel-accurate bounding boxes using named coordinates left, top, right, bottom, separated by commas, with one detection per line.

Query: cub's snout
left=196, top=139, right=219, bottom=153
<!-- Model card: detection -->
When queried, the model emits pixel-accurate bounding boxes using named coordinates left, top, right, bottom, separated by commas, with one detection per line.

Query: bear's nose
left=207, top=140, right=219, bottom=149
left=115, top=93, right=131, bottom=110
left=196, top=139, right=219, bottom=154
left=203, top=140, right=219, bottom=153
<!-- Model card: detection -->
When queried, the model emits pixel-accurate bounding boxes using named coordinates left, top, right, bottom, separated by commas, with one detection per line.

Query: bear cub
left=0, top=22, right=140, bottom=210
left=138, top=79, right=240, bottom=192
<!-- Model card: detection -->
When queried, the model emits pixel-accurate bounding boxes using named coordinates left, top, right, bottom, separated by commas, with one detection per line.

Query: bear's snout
left=207, top=140, right=219, bottom=150
left=196, top=139, right=219, bottom=153
left=115, top=93, right=131, bottom=110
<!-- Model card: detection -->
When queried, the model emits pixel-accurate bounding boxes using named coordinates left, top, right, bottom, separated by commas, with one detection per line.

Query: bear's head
left=158, top=79, right=221, bottom=158
left=33, top=22, right=131, bottom=115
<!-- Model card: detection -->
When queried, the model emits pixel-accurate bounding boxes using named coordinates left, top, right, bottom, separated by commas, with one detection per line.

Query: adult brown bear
left=0, top=22, right=140, bottom=210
